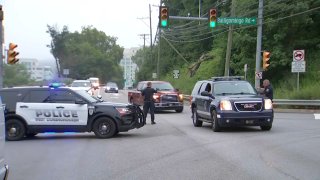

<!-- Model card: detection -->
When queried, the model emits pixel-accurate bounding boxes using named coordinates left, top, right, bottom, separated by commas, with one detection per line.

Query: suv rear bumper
left=154, top=102, right=183, bottom=110
left=217, top=110, right=273, bottom=127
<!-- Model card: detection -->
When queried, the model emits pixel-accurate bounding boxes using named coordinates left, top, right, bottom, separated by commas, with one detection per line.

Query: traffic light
left=209, top=8, right=217, bottom=28
left=159, top=6, right=169, bottom=28
left=262, top=51, right=271, bottom=70
left=7, top=43, right=19, bottom=64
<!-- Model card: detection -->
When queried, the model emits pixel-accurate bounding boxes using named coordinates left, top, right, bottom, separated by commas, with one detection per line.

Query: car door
left=16, top=89, right=88, bottom=126
left=197, top=82, right=212, bottom=119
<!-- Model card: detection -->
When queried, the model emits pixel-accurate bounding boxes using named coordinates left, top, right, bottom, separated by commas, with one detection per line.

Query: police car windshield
left=214, top=81, right=257, bottom=96
left=74, top=90, right=98, bottom=103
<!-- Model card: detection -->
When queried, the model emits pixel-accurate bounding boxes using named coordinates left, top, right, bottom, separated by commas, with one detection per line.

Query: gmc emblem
left=244, top=104, right=255, bottom=108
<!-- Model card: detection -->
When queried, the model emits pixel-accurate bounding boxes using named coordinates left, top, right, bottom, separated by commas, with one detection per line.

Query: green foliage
left=133, top=0, right=320, bottom=100
left=3, top=64, right=34, bottom=87
left=47, top=25, right=124, bottom=86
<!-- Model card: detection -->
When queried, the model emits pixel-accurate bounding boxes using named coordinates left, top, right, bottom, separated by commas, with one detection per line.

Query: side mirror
left=75, top=99, right=86, bottom=105
left=175, top=88, right=179, bottom=92
left=97, top=95, right=102, bottom=99
left=200, top=91, right=214, bottom=99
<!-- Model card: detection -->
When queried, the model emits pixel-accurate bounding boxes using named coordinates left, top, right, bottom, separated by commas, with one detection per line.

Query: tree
left=47, top=25, right=124, bottom=85
left=3, top=64, right=34, bottom=87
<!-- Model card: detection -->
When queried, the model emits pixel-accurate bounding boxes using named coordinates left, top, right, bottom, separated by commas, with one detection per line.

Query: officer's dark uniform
left=264, top=84, right=273, bottom=101
left=142, top=86, right=157, bottom=124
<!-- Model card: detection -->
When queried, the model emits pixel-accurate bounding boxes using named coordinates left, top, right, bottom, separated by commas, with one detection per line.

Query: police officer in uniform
left=142, top=82, right=157, bottom=124
left=262, top=79, right=273, bottom=101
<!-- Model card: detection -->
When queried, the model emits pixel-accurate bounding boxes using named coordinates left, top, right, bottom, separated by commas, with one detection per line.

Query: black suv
left=190, top=76, right=273, bottom=132
left=0, top=85, right=144, bottom=141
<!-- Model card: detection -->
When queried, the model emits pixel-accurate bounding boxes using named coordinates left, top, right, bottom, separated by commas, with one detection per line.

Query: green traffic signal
left=210, top=21, right=216, bottom=28
left=159, top=6, right=169, bottom=28
left=161, top=20, right=168, bottom=27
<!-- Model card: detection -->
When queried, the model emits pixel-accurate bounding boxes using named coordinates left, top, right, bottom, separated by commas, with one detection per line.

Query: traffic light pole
left=255, top=0, right=264, bottom=88
left=0, top=5, right=3, bottom=89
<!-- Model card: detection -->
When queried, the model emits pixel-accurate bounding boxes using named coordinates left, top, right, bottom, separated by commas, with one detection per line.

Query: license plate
left=168, top=103, right=172, bottom=106
left=246, top=120, right=254, bottom=124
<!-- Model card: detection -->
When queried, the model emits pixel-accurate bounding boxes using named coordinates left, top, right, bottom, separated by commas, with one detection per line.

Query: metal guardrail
left=183, top=95, right=320, bottom=107
left=273, top=99, right=320, bottom=106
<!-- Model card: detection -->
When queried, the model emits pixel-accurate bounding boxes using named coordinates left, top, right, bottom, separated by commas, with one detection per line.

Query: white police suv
left=0, top=84, right=144, bottom=141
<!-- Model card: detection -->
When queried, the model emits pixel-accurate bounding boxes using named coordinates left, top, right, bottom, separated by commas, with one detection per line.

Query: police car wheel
left=26, top=133, right=38, bottom=137
left=5, top=119, right=26, bottom=141
left=93, top=118, right=116, bottom=138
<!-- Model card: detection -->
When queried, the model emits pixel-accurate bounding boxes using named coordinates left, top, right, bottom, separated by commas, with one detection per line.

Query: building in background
left=120, top=48, right=139, bottom=89
left=19, top=58, right=54, bottom=82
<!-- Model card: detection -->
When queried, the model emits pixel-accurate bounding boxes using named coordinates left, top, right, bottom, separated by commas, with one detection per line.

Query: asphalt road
left=5, top=90, right=320, bottom=180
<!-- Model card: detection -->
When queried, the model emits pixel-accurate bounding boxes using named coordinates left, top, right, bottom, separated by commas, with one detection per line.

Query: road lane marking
left=314, top=114, right=320, bottom=119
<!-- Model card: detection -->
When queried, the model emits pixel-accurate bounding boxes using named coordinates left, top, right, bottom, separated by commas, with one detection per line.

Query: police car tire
left=26, top=133, right=38, bottom=137
left=5, top=119, right=26, bottom=141
left=93, top=117, right=116, bottom=138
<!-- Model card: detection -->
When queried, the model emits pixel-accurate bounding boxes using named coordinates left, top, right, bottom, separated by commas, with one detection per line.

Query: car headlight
left=220, top=100, right=232, bottom=111
left=116, top=108, right=131, bottom=116
left=107, top=87, right=110, bottom=90
left=179, top=94, right=184, bottom=101
left=264, top=99, right=273, bottom=110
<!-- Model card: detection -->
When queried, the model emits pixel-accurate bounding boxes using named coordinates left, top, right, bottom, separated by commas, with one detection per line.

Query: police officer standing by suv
left=142, top=82, right=157, bottom=125
left=262, top=79, right=273, bottom=101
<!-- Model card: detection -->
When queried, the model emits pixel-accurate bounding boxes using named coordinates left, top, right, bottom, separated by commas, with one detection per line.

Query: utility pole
left=255, top=0, right=264, bottom=88
left=0, top=5, right=4, bottom=89
left=224, top=0, right=236, bottom=76
left=157, top=30, right=161, bottom=80
left=138, top=34, right=149, bottom=49
left=139, top=34, right=149, bottom=65
left=199, top=0, right=201, bottom=18
left=149, top=4, right=153, bottom=49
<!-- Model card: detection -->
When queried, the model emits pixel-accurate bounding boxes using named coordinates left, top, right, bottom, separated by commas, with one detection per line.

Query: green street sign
left=217, top=17, right=257, bottom=25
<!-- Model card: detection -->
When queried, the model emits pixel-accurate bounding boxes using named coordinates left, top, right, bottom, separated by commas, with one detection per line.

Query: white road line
left=314, top=114, right=320, bottom=119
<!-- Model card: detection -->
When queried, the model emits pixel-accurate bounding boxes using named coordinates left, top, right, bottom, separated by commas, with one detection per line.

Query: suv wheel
left=175, top=107, right=183, bottom=113
left=260, top=125, right=272, bottom=131
left=211, top=110, right=221, bottom=132
left=6, top=119, right=26, bottom=141
left=192, top=107, right=202, bottom=127
left=93, top=117, right=116, bottom=138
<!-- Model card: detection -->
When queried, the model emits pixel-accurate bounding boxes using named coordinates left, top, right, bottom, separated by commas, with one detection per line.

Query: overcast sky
left=2, top=0, right=160, bottom=61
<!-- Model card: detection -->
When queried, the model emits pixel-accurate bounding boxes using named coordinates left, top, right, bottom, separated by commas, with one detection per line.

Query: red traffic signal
left=262, top=51, right=271, bottom=70
left=159, top=6, right=169, bottom=28
left=209, top=8, right=217, bottom=28
left=7, top=43, right=19, bottom=64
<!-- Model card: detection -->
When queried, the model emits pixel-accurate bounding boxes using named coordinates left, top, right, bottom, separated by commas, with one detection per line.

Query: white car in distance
left=69, top=80, right=95, bottom=96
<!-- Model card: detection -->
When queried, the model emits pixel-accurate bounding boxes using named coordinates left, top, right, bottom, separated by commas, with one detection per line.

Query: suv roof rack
left=210, top=76, right=244, bottom=81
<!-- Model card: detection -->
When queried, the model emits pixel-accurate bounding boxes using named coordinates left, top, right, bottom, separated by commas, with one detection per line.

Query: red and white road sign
left=293, top=50, right=305, bottom=61
left=255, top=72, right=262, bottom=79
